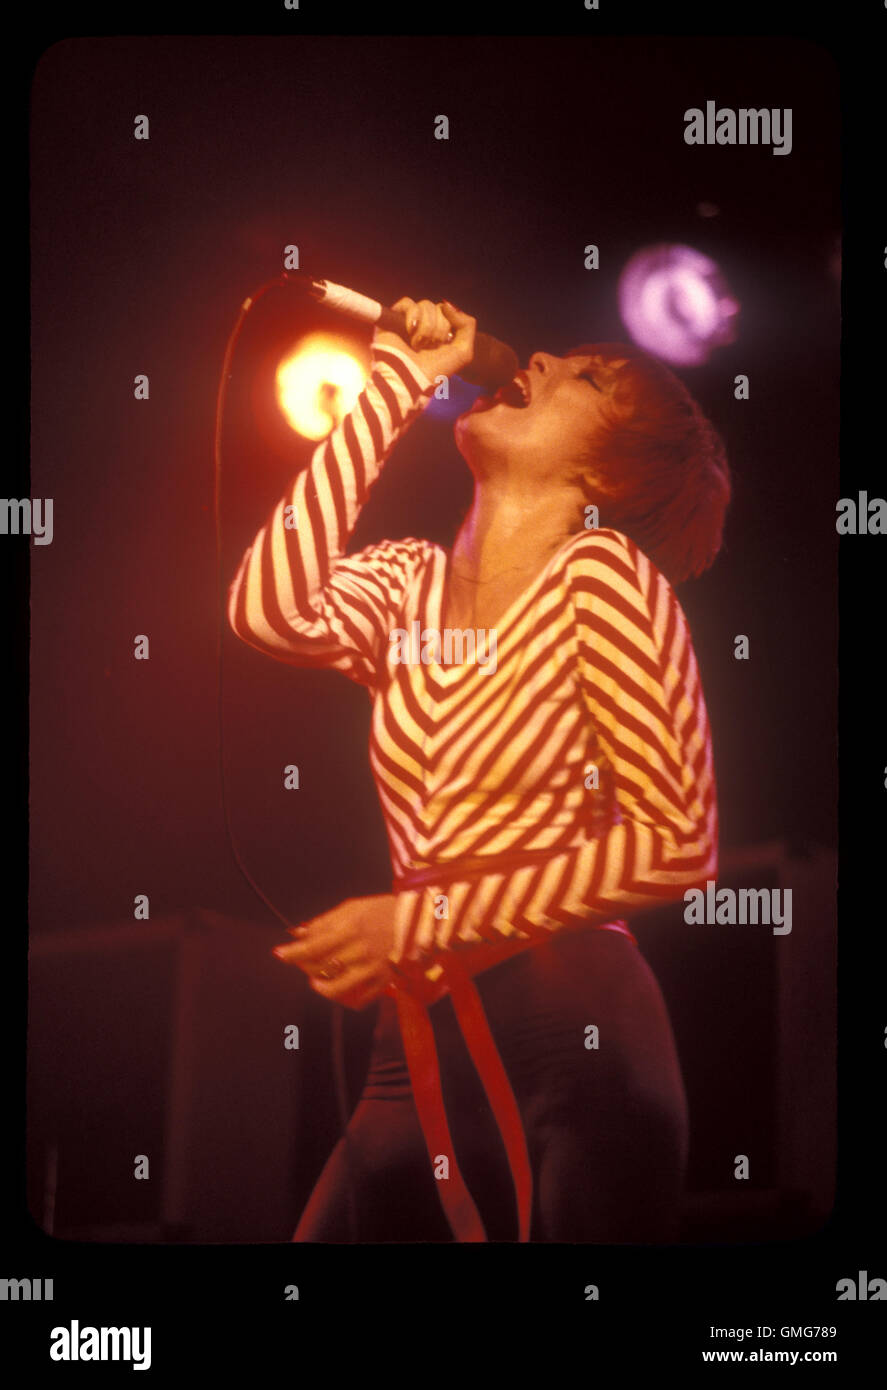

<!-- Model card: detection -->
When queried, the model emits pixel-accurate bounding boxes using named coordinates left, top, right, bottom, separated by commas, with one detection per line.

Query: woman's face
left=454, top=348, right=629, bottom=484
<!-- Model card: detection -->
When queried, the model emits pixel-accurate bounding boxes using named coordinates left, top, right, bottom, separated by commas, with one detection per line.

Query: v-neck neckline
left=425, top=534, right=574, bottom=676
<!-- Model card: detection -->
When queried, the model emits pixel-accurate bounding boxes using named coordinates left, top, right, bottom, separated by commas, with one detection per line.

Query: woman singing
left=228, top=296, right=730, bottom=1243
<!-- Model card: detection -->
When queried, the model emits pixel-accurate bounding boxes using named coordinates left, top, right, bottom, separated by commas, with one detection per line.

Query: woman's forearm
left=227, top=342, right=434, bottom=661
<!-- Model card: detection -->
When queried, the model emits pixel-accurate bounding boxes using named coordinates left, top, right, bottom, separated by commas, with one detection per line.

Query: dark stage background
left=28, top=35, right=839, bottom=1241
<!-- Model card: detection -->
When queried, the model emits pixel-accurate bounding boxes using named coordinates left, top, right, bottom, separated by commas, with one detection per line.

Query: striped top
left=228, top=338, right=719, bottom=974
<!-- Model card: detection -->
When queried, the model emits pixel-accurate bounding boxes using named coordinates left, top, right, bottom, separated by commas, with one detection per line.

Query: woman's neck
left=450, top=482, right=578, bottom=584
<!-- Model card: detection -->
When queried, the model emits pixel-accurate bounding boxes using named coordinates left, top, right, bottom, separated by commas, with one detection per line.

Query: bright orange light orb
left=276, top=334, right=367, bottom=440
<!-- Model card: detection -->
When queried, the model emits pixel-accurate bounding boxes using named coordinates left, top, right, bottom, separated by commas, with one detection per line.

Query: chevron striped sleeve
left=227, top=339, right=436, bottom=688
left=391, top=531, right=719, bottom=964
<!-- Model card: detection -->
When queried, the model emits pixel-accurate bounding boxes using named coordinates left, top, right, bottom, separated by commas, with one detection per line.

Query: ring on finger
left=315, top=957, right=346, bottom=981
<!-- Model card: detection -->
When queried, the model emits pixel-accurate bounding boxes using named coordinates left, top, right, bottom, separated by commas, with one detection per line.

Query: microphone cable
left=213, top=274, right=358, bottom=1243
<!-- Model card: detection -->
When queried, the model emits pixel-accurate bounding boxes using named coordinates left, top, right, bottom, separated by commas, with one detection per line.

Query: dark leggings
left=293, top=928, right=689, bottom=1243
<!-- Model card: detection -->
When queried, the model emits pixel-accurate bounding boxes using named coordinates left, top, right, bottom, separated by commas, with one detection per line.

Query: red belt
left=389, top=852, right=637, bottom=1242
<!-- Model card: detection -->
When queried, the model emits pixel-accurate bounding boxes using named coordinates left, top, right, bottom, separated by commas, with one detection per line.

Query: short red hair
left=565, top=342, right=731, bottom=585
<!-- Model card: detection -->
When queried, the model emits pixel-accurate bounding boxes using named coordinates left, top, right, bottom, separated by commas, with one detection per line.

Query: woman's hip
left=363, top=926, right=687, bottom=1118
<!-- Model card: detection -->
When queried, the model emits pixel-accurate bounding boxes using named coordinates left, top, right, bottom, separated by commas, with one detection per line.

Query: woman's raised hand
left=374, top=297, right=476, bottom=381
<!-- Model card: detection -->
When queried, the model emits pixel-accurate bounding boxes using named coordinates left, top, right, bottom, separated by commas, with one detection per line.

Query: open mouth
left=493, top=371, right=531, bottom=408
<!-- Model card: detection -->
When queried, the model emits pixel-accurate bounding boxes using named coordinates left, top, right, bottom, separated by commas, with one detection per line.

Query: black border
left=7, top=2, right=884, bottom=1367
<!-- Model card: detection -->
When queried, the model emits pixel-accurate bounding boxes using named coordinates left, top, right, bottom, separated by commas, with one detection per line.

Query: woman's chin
left=457, top=396, right=508, bottom=433
left=464, top=392, right=499, bottom=416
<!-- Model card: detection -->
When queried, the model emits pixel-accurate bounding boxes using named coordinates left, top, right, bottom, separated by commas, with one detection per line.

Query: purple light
left=424, top=373, right=484, bottom=421
left=618, top=243, right=740, bottom=366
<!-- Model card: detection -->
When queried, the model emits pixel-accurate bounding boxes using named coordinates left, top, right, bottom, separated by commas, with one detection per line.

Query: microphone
left=286, top=271, right=520, bottom=393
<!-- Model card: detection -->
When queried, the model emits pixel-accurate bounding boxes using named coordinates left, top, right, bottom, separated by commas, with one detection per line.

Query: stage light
left=618, top=243, right=740, bottom=366
left=276, top=333, right=367, bottom=439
